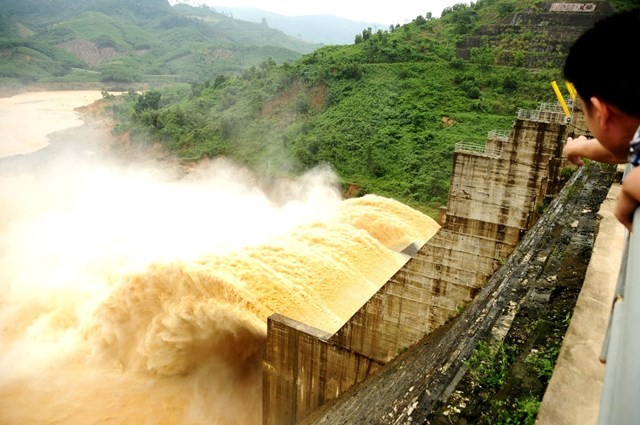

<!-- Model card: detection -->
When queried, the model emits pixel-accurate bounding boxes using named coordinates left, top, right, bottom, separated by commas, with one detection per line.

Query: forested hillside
left=111, top=0, right=633, bottom=215
left=2, top=0, right=636, bottom=215
left=0, top=0, right=319, bottom=86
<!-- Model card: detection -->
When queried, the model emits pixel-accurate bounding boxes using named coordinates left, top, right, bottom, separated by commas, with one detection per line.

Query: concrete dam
left=263, top=101, right=602, bottom=424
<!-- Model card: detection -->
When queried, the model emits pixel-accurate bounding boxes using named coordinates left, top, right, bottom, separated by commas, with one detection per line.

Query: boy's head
left=564, top=9, right=640, bottom=117
left=564, top=9, right=640, bottom=158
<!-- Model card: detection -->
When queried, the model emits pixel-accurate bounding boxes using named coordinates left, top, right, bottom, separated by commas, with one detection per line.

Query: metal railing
left=598, top=167, right=640, bottom=425
left=517, top=108, right=568, bottom=124
left=454, top=142, right=485, bottom=153
left=517, top=98, right=575, bottom=125
left=454, top=130, right=510, bottom=157
left=487, top=130, right=509, bottom=142
left=454, top=140, right=502, bottom=158
left=539, top=98, right=575, bottom=113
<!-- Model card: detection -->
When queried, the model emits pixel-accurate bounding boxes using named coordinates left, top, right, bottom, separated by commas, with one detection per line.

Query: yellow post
left=565, top=81, right=578, bottom=101
left=551, top=81, right=571, bottom=117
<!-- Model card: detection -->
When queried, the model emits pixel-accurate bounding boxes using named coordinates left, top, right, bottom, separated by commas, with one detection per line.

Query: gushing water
left=0, top=97, right=439, bottom=425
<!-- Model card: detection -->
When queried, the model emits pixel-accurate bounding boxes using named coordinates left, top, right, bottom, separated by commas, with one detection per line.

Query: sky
left=171, top=0, right=468, bottom=25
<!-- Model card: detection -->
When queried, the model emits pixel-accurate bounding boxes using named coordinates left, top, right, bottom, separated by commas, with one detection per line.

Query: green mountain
left=111, top=0, right=635, bottom=215
left=0, top=0, right=320, bottom=85
left=0, top=0, right=171, bottom=28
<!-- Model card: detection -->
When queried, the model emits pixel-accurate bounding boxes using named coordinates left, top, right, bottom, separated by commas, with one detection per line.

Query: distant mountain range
left=0, top=0, right=322, bottom=86
left=209, top=6, right=386, bottom=45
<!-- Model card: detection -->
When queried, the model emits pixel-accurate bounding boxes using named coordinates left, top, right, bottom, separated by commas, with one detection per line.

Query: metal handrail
left=517, top=99, right=574, bottom=125
left=455, top=142, right=485, bottom=153
left=454, top=141, right=502, bottom=157
left=598, top=166, right=640, bottom=425
left=517, top=108, right=568, bottom=124
left=487, top=130, right=509, bottom=142
left=539, top=98, right=575, bottom=113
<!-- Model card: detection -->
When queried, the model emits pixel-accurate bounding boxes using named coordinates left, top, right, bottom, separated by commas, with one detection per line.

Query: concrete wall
left=263, top=314, right=384, bottom=424
left=302, top=162, right=616, bottom=425
left=418, top=117, right=567, bottom=331
left=262, top=105, right=572, bottom=425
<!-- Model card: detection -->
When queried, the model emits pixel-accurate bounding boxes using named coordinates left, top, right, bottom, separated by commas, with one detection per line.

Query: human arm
left=563, top=135, right=627, bottom=165
left=615, top=166, right=640, bottom=231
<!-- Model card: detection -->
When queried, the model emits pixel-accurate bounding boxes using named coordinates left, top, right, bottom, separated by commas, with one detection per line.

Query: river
left=0, top=90, right=105, bottom=159
left=0, top=91, right=440, bottom=424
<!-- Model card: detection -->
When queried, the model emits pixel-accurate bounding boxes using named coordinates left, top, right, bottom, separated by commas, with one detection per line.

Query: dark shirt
left=628, top=125, right=640, bottom=166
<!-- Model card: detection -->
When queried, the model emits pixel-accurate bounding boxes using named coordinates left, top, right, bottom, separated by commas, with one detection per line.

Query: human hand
left=562, top=135, right=590, bottom=166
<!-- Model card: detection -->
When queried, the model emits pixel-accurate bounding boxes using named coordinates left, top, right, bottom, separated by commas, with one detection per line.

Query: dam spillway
left=0, top=155, right=439, bottom=425
left=263, top=102, right=577, bottom=424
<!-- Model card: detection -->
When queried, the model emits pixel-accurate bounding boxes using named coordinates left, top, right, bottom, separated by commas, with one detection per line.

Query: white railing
left=539, top=98, right=575, bottom=113
left=517, top=98, right=574, bottom=125
left=455, top=142, right=484, bottom=153
left=598, top=166, right=640, bottom=425
left=454, top=141, right=502, bottom=158
left=517, top=108, right=568, bottom=124
left=487, top=130, right=509, bottom=142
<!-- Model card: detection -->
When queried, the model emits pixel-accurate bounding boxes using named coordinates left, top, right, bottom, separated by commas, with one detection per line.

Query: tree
left=295, top=91, right=310, bottom=114
left=471, top=47, right=495, bottom=70
left=498, top=4, right=515, bottom=16
left=134, top=91, right=162, bottom=114
left=503, top=74, right=519, bottom=91
left=362, top=27, right=372, bottom=41
left=415, top=15, right=427, bottom=25
left=442, top=3, right=479, bottom=35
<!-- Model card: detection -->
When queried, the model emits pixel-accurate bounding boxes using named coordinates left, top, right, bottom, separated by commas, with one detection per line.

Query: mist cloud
left=0, top=146, right=438, bottom=424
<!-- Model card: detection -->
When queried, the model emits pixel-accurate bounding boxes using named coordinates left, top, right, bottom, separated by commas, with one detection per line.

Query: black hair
left=563, top=9, right=640, bottom=117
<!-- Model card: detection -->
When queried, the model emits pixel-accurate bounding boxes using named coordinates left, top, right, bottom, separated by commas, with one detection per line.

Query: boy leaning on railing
left=561, top=9, right=640, bottom=231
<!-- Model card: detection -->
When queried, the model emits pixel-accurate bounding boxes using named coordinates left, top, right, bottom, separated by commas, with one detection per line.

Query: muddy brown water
left=0, top=91, right=440, bottom=424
